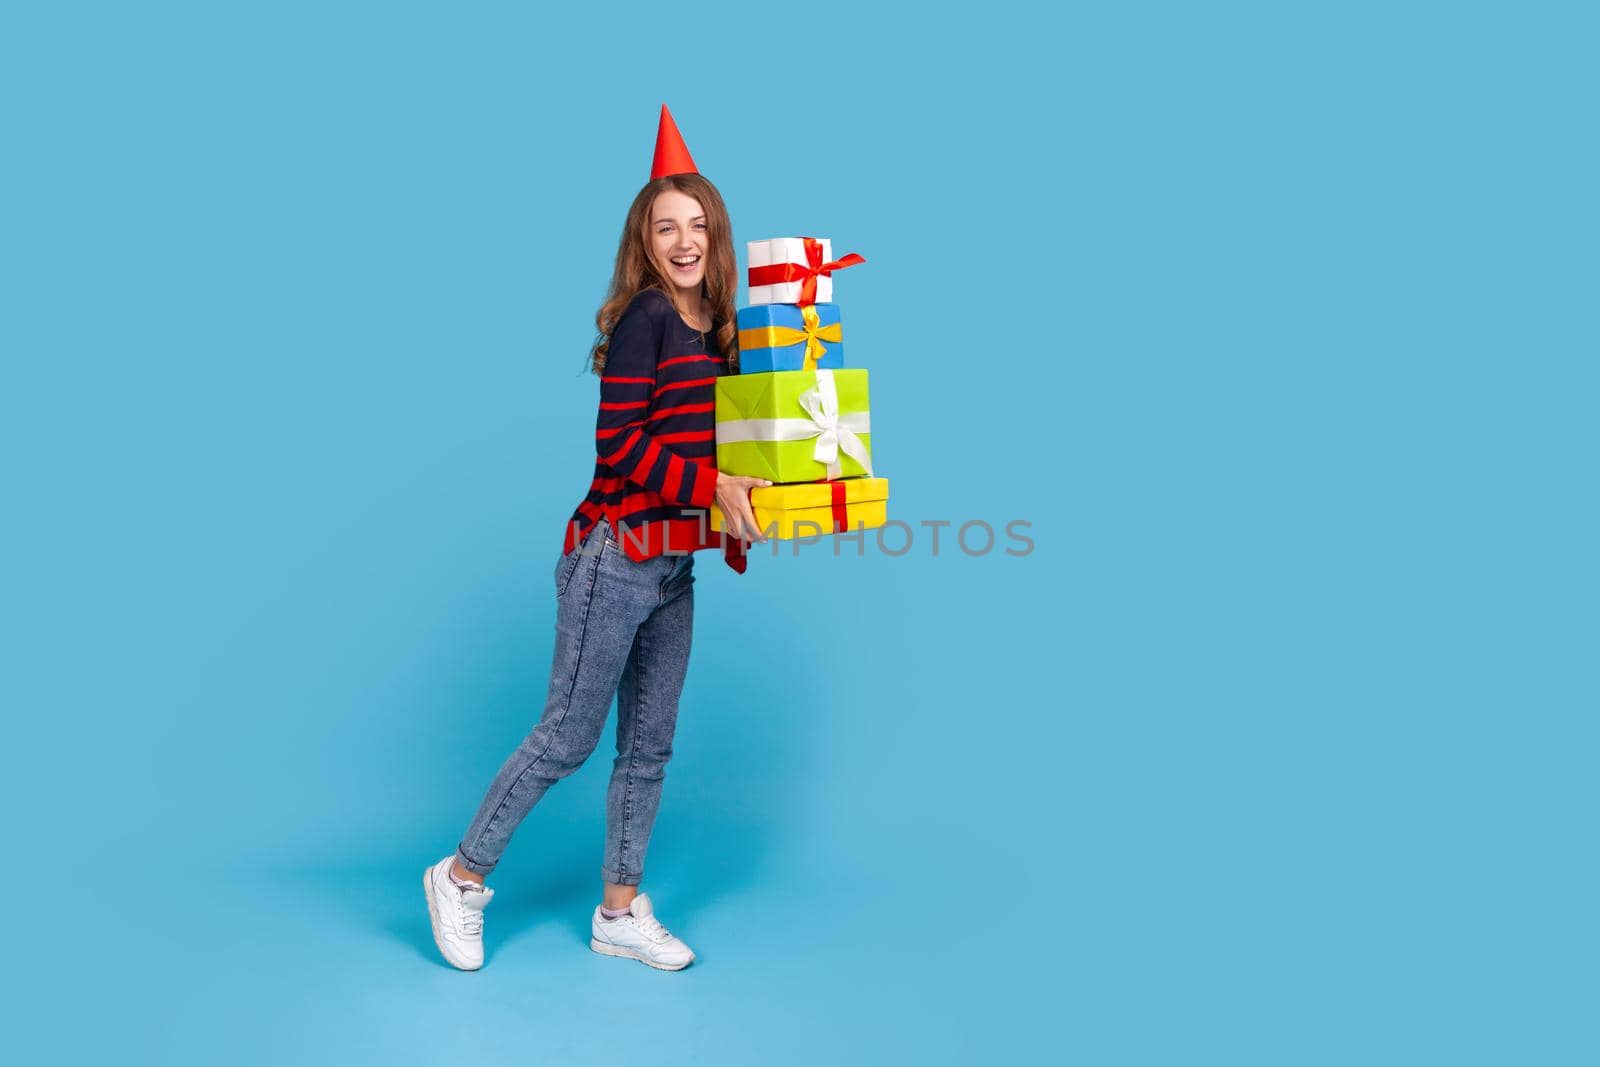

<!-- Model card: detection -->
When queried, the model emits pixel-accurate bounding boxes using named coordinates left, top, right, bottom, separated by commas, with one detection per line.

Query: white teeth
left=671, top=255, right=700, bottom=266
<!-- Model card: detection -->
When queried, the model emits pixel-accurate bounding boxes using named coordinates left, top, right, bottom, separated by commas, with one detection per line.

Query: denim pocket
left=666, top=552, right=694, bottom=585
left=557, top=520, right=613, bottom=598
left=554, top=546, right=581, bottom=599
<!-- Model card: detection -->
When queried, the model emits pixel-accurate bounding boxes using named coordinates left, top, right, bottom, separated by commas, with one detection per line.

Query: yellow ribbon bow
left=737, top=305, right=842, bottom=369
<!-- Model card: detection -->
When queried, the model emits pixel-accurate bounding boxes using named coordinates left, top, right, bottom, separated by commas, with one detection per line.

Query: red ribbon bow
left=747, top=238, right=866, bottom=306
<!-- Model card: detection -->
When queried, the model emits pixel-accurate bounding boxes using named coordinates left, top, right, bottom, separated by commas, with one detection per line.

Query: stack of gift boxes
left=709, top=236, right=891, bottom=540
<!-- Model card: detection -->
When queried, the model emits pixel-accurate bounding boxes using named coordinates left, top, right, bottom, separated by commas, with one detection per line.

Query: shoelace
left=631, top=913, right=672, bottom=944
left=458, top=893, right=485, bottom=936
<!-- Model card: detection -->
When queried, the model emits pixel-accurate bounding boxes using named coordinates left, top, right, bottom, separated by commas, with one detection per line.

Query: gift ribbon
left=715, top=369, right=873, bottom=479
left=767, top=478, right=855, bottom=533
left=735, top=305, right=842, bottom=370
left=746, top=238, right=866, bottom=306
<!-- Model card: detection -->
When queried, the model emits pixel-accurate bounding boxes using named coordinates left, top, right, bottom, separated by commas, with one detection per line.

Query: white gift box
left=746, top=237, right=835, bottom=306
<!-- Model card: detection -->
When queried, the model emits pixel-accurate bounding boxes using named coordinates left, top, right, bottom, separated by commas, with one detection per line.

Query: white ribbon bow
left=794, top=370, right=873, bottom=478
left=716, top=369, right=873, bottom=479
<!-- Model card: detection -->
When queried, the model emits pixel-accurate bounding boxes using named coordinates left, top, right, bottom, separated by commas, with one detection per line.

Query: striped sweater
left=563, top=288, right=748, bottom=574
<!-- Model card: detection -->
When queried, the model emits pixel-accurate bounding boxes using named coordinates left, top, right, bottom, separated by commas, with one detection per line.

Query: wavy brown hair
left=590, top=173, right=738, bottom=374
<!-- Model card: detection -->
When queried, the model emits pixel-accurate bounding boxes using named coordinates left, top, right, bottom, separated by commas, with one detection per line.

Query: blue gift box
left=734, top=303, right=844, bottom=373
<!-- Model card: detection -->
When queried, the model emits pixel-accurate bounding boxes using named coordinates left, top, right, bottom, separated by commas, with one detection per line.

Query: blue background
left=4, top=2, right=1593, bottom=1064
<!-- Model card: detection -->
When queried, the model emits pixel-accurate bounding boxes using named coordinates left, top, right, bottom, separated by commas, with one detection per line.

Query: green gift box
left=715, top=369, right=874, bottom=482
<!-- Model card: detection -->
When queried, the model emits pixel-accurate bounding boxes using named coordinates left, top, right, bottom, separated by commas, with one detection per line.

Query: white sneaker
left=590, top=892, right=695, bottom=971
left=423, top=855, right=494, bottom=970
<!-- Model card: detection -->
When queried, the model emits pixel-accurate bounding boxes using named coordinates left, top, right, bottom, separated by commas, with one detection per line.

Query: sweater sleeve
left=594, top=292, right=719, bottom=510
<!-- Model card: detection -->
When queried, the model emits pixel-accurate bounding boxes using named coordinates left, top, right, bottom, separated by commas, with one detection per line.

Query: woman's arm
left=595, top=293, right=719, bottom=510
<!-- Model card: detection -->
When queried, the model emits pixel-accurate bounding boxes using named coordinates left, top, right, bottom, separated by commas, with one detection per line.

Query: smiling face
left=648, top=188, right=708, bottom=297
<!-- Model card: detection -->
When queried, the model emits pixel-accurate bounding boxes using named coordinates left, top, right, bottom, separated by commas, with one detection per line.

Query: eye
left=693, top=222, right=706, bottom=231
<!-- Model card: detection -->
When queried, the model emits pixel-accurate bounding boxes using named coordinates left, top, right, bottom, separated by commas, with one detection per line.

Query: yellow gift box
left=709, top=477, right=890, bottom=540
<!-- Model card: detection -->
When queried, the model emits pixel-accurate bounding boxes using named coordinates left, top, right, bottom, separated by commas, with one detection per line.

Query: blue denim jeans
left=455, top=516, right=696, bottom=886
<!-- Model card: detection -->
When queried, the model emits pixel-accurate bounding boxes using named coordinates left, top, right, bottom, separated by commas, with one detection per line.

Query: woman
left=423, top=107, right=771, bottom=972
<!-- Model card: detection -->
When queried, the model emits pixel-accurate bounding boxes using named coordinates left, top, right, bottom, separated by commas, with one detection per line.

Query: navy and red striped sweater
left=563, top=288, right=748, bottom=574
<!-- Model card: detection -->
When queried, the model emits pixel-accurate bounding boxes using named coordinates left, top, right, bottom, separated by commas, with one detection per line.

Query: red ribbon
left=746, top=238, right=866, bottom=306
left=803, top=476, right=851, bottom=532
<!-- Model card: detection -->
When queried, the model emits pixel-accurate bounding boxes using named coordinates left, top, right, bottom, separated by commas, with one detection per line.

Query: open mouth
left=669, top=254, right=701, bottom=273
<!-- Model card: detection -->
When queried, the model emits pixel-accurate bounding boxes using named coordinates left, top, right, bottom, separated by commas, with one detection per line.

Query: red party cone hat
left=650, top=104, right=698, bottom=180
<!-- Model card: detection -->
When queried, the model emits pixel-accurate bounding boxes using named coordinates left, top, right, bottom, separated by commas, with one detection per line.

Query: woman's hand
left=714, top=472, right=774, bottom=543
